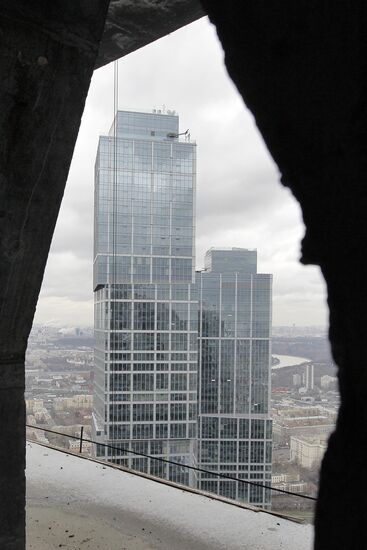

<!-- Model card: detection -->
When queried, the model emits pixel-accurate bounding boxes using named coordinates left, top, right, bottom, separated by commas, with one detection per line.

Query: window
left=170, top=403, right=186, bottom=421
left=251, top=419, right=265, bottom=439
left=110, top=373, right=130, bottom=391
left=156, top=373, right=169, bottom=390
left=170, top=423, right=186, bottom=439
left=133, top=403, right=154, bottom=421
left=220, top=441, right=237, bottom=463
left=155, top=424, right=168, bottom=439
left=134, top=302, right=155, bottom=330
left=250, top=441, right=264, bottom=463
left=171, top=258, right=192, bottom=282
left=133, top=332, right=154, bottom=351
left=152, top=258, right=169, bottom=282
left=171, top=332, right=188, bottom=350
left=200, top=441, right=218, bottom=463
left=133, top=258, right=150, bottom=282
left=239, top=419, right=249, bottom=439
left=110, top=333, right=131, bottom=351
left=110, top=302, right=131, bottom=330
left=133, top=373, right=154, bottom=391
left=239, top=441, right=249, bottom=463
left=133, top=424, right=153, bottom=439
left=156, top=404, right=168, bottom=421
left=201, top=417, right=218, bottom=439
left=156, top=332, right=169, bottom=350
left=171, top=373, right=187, bottom=391
left=109, top=404, right=130, bottom=422
left=109, top=425, right=130, bottom=439
left=220, top=418, right=237, bottom=439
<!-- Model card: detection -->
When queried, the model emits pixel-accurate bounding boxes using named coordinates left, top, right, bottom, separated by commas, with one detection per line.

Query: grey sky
left=34, top=17, right=327, bottom=328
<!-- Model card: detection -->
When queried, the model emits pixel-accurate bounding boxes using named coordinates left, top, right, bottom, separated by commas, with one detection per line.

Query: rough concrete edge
left=95, top=3, right=206, bottom=68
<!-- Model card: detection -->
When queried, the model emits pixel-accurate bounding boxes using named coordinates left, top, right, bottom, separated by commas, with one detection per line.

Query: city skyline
left=33, top=17, right=327, bottom=328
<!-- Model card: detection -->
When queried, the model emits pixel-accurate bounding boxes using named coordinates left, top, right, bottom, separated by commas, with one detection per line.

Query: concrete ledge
left=27, top=441, right=313, bottom=549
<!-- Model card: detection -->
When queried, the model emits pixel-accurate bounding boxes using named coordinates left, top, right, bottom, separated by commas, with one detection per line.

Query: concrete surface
left=26, top=442, right=313, bottom=549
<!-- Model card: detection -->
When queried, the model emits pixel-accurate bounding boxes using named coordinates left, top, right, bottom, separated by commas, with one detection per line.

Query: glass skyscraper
left=196, top=248, right=273, bottom=508
left=92, top=110, right=198, bottom=485
left=92, top=109, right=272, bottom=506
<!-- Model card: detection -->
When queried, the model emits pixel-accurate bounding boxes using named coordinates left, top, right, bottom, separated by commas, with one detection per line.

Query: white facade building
left=290, top=435, right=328, bottom=469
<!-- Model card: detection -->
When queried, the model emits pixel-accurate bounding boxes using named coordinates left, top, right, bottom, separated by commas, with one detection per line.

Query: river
left=272, top=354, right=311, bottom=369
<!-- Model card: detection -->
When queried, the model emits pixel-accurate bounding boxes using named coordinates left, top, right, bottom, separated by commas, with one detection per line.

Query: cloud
left=35, top=296, right=93, bottom=327
left=35, top=17, right=327, bottom=327
left=40, top=252, right=92, bottom=301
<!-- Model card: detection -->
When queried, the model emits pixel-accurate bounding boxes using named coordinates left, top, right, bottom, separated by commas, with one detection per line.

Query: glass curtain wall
left=93, top=110, right=198, bottom=486
left=197, top=248, right=273, bottom=507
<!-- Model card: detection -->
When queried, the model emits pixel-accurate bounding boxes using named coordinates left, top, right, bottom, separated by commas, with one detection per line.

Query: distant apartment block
left=290, top=435, right=328, bottom=469
left=303, top=364, right=314, bottom=390
left=273, top=406, right=336, bottom=445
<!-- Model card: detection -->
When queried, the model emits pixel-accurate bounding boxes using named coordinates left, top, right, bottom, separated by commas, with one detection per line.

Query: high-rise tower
left=196, top=248, right=273, bottom=507
left=92, top=109, right=198, bottom=485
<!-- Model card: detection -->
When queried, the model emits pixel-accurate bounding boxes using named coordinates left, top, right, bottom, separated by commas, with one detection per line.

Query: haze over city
left=34, top=17, right=327, bottom=328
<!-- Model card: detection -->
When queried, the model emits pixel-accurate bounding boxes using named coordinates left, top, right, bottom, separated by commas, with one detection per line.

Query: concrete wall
left=201, top=2, right=367, bottom=548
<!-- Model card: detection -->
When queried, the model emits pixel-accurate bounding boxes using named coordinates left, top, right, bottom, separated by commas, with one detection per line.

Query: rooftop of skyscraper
left=106, top=108, right=195, bottom=142
left=204, top=247, right=258, bottom=274
left=206, top=247, right=257, bottom=252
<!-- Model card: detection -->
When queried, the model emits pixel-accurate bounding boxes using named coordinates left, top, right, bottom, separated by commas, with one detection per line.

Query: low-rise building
left=273, top=480, right=309, bottom=494
left=25, top=398, right=44, bottom=414
left=272, top=473, right=300, bottom=484
left=320, top=375, right=338, bottom=390
left=68, top=439, right=92, bottom=455
left=53, top=394, right=92, bottom=412
left=290, top=435, right=328, bottom=469
left=273, top=406, right=335, bottom=445
left=34, top=407, right=52, bottom=424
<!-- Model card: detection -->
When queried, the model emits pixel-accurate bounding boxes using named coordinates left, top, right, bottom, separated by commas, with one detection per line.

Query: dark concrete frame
left=0, top=2, right=204, bottom=548
left=0, top=3, right=111, bottom=547
left=202, top=2, right=367, bottom=549
left=1, top=0, right=365, bottom=548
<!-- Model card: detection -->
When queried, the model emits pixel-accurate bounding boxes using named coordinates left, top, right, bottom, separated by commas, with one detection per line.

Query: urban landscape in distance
left=26, top=109, right=338, bottom=519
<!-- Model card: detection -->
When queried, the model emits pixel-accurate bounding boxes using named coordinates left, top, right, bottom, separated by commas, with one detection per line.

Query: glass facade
left=197, top=249, right=273, bottom=508
left=92, top=112, right=273, bottom=506
left=93, top=110, right=198, bottom=486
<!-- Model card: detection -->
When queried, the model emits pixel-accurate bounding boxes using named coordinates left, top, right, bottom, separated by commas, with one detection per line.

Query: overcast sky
left=34, top=17, right=328, bottom=328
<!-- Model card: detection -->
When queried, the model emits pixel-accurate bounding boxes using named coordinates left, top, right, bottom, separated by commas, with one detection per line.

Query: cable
left=110, top=58, right=119, bottom=461
left=26, top=424, right=317, bottom=502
